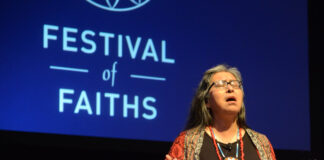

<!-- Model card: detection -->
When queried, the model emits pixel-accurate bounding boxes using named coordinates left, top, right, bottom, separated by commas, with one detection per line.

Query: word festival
left=43, top=24, right=175, bottom=64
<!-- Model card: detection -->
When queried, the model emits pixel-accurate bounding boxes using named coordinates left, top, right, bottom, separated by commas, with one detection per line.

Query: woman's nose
left=226, top=84, right=234, bottom=93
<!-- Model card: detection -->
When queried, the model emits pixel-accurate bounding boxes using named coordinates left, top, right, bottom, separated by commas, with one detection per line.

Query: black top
left=200, top=132, right=260, bottom=160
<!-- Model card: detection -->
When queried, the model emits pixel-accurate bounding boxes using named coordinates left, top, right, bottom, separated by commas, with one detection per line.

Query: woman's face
left=206, top=72, right=243, bottom=117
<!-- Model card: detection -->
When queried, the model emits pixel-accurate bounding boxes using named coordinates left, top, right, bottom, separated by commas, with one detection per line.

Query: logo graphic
left=87, top=0, right=150, bottom=12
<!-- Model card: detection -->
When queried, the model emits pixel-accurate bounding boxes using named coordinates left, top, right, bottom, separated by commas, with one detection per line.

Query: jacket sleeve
left=268, top=137, right=276, bottom=160
left=247, top=129, right=276, bottom=160
left=259, top=133, right=277, bottom=160
left=165, top=131, right=186, bottom=160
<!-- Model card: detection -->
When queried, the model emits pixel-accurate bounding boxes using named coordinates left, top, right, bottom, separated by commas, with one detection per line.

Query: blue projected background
left=0, top=0, right=309, bottom=150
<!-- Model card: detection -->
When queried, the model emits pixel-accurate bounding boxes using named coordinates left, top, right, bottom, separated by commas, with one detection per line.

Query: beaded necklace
left=209, top=126, right=245, bottom=160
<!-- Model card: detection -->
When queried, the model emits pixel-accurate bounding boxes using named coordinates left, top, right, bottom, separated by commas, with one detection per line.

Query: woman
left=165, top=64, right=276, bottom=160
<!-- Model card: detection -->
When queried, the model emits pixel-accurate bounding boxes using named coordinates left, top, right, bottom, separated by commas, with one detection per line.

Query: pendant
left=224, top=157, right=238, bottom=160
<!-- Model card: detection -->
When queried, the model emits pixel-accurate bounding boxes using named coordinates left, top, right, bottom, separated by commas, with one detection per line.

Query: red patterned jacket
left=167, top=127, right=276, bottom=160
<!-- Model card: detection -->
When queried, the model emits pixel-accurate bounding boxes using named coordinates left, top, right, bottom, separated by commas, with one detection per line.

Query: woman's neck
left=211, top=115, right=239, bottom=143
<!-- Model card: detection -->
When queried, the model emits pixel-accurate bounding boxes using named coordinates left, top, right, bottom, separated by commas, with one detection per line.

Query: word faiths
left=59, top=88, right=157, bottom=120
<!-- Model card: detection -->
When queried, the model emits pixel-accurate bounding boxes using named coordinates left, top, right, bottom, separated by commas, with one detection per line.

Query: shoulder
left=167, top=127, right=205, bottom=160
left=246, top=128, right=267, bottom=139
left=246, top=128, right=271, bottom=145
left=167, top=131, right=186, bottom=159
left=186, top=127, right=204, bottom=136
left=173, top=131, right=187, bottom=145
left=246, top=128, right=276, bottom=160
left=171, top=127, right=203, bottom=147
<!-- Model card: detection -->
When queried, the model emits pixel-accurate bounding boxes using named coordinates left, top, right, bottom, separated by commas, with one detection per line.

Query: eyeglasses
left=207, top=80, right=242, bottom=92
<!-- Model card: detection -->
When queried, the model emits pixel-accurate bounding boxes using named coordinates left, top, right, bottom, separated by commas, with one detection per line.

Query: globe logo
left=87, top=0, right=150, bottom=12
